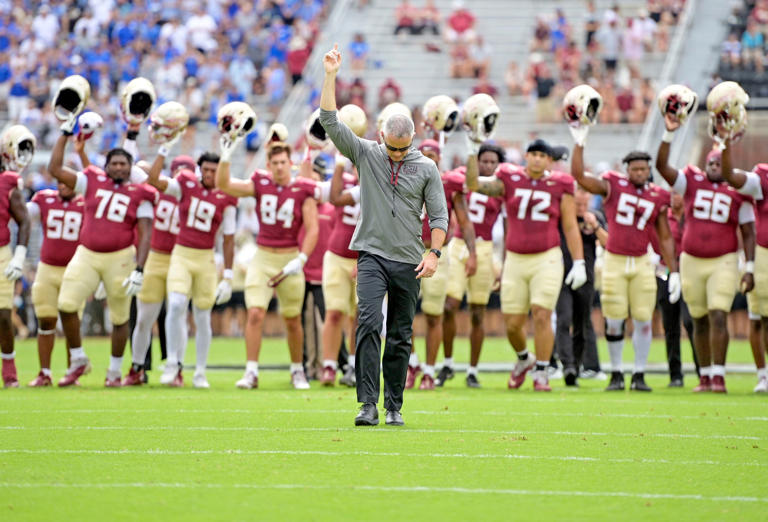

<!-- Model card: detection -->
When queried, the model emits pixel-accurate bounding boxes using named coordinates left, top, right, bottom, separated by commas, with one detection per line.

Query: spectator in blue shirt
left=742, top=21, right=765, bottom=73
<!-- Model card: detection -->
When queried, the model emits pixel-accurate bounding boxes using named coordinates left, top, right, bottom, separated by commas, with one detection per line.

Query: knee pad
left=605, top=318, right=625, bottom=342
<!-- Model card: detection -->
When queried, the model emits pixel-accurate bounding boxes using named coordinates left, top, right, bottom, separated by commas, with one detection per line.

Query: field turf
left=2, top=336, right=766, bottom=521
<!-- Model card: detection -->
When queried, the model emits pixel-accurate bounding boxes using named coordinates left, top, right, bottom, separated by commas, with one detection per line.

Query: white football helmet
left=461, top=93, right=500, bottom=142
left=148, top=101, right=189, bottom=144
left=562, top=84, right=603, bottom=127
left=53, top=75, right=91, bottom=122
left=657, top=84, right=698, bottom=124
left=267, top=122, right=289, bottom=142
left=422, top=95, right=460, bottom=135
left=0, top=125, right=36, bottom=171
left=77, top=112, right=104, bottom=141
left=120, top=77, right=156, bottom=125
left=376, top=102, right=412, bottom=133
left=217, top=101, right=257, bottom=140
left=708, top=102, right=747, bottom=144
left=306, top=108, right=329, bottom=149
left=706, top=81, right=749, bottom=136
left=339, top=104, right=368, bottom=137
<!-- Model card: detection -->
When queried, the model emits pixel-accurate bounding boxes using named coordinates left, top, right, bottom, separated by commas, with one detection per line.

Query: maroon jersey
left=496, top=164, right=575, bottom=254
left=0, top=171, right=21, bottom=247
left=250, top=170, right=315, bottom=248
left=448, top=167, right=503, bottom=241
left=174, top=171, right=237, bottom=250
left=151, top=191, right=179, bottom=254
left=301, top=202, right=335, bottom=283
left=677, top=165, right=753, bottom=258
left=753, top=164, right=768, bottom=248
left=602, top=171, right=669, bottom=257
left=421, top=169, right=464, bottom=243
left=30, top=190, right=84, bottom=266
left=78, top=165, right=156, bottom=253
left=650, top=209, right=683, bottom=266
left=328, top=174, right=360, bottom=259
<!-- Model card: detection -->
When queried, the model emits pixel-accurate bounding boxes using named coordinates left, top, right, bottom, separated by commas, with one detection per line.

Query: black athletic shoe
left=355, top=403, right=379, bottom=426
left=385, top=410, right=404, bottom=426
left=667, top=377, right=684, bottom=388
left=630, top=372, right=652, bottom=392
left=466, top=373, right=481, bottom=388
left=435, top=366, right=455, bottom=387
left=564, top=367, right=578, bottom=387
left=605, top=371, right=625, bottom=391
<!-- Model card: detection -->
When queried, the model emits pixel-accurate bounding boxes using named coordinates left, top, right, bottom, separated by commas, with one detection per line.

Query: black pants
left=656, top=276, right=699, bottom=379
left=555, top=280, right=601, bottom=372
left=355, top=251, right=419, bottom=411
left=129, top=297, right=167, bottom=370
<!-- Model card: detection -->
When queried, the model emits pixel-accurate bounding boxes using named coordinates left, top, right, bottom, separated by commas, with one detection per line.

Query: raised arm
left=146, top=153, right=169, bottom=193
left=570, top=143, right=607, bottom=196
left=216, top=137, right=256, bottom=197
left=318, top=44, right=363, bottom=163
left=452, top=191, right=477, bottom=276
left=329, top=160, right=357, bottom=207
left=465, top=152, right=504, bottom=197
left=655, top=115, right=682, bottom=186
left=47, top=134, right=79, bottom=189
left=720, top=137, right=751, bottom=190
left=73, top=134, right=90, bottom=169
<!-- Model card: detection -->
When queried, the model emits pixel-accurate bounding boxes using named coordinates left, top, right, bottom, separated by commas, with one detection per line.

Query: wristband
left=572, top=259, right=585, bottom=266
left=223, top=268, right=234, bottom=280
left=12, top=245, right=27, bottom=262
left=298, top=252, right=308, bottom=265
left=126, top=131, right=139, bottom=140
left=662, top=130, right=675, bottom=143
left=134, top=266, right=143, bottom=273
left=158, top=145, right=171, bottom=157
left=745, top=261, right=755, bottom=274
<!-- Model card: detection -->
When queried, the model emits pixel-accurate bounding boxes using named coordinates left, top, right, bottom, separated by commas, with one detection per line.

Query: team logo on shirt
left=128, top=186, right=136, bottom=191
left=46, top=198, right=54, bottom=203
left=618, top=180, right=628, bottom=186
left=260, top=179, right=270, bottom=185
left=187, top=181, right=196, bottom=188
left=546, top=181, right=556, bottom=186
left=291, top=187, right=302, bottom=192
left=404, top=165, right=417, bottom=174
left=98, top=175, right=107, bottom=182
left=511, top=175, right=520, bottom=181
left=695, top=175, right=704, bottom=181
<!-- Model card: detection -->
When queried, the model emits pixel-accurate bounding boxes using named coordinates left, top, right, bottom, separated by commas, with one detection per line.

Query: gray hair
left=383, top=114, right=415, bottom=139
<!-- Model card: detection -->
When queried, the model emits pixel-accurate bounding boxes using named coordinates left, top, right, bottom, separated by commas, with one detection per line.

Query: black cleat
left=667, top=377, right=684, bottom=388
left=630, top=372, right=652, bottom=392
left=564, top=367, right=578, bottom=387
left=605, top=371, right=625, bottom=391
left=385, top=410, right=404, bottom=426
left=355, top=403, right=379, bottom=426
left=465, top=373, right=481, bottom=388
left=435, top=366, right=455, bottom=387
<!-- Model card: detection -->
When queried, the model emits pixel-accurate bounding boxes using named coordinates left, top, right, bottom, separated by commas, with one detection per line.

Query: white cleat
left=193, top=372, right=210, bottom=389
left=235, top=370, right=258, bottom=389
left=291, top=370, right=310, bottom=390
left=754, top=376, right=768, bottom=393
left=160, top=364, right=179, bottom=385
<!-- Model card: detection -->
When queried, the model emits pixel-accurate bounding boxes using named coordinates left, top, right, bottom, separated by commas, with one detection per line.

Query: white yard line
left=0, top=482, right=764, bottom=503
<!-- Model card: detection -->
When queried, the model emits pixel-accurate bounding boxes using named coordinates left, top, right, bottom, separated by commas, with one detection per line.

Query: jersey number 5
left=46, top=209, right=81, bottom=241
left=692, top=190, right=731, bottom=224
left=615, top=192, right=655, bottom=230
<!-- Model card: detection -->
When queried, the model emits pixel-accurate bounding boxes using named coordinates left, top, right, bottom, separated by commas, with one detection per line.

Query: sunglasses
left=384, top=141, right=412, bottom=152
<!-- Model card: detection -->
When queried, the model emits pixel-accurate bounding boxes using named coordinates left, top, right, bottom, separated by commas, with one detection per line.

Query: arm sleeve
left=347, top=185, right=361, bottom=204
left=137, top=200, right=154, bottom=219
left=739, top=201, right=756, bottom=225
left=74, top=172, right=88, bottom=195
left=424, top=166, right=449, bottom=232
left=122, top=137, right=139, bottom=161
left=26, top=201, right=40, bottom=220
left=672, top=170, right=687, bottom=195
left=221, top=205, right=237, bottom=235
left=316, top=180, right=331, bottom=203
left=130, top=165, right=148, bottom=184
left=165, top=178, right=182, bottom=199
left=739, top=172, right=764, bottom=199
left=319, top=109, right=363, bottom=165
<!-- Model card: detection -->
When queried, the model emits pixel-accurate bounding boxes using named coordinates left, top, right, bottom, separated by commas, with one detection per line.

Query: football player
left=0, top=126, right=32, bottom=388
left=466, top=138, right=587, bottom=391
left=657, top=124, right=755, bottom=393
left=217, top=139, right=318, bottom=390
left=442, top=142, right=505, bottom=388
left=570, top=126, right=679, bottom=392
left=48, top=117, right=155, bottom=387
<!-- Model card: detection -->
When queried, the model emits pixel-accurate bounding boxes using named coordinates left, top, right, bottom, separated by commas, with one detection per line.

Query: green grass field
left=2, top=336, right=767, bottom=521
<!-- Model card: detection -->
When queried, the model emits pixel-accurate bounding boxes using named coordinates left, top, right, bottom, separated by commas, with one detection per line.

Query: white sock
left=323, top=359, right=338, bottom=370
left=632, top=319, right=652, bottom=373
left=131, top=300, right=163, bottom=365
left=423, top=364, right=435, bottom=377
left=109, top=356, right=123, bottom=373
left=0, top=351, right=14, bottom=360
left=700, top=365, right=712, bottom=378
left=467, top=365, right=478, bottom=376
left=409, top=352, right=420, bottom=368
left=758, top=368, right=767, bottom=380
left=70, top=347, right=85, bottom=360
left=246, top=361, right=259, bottom=375
left=193, top=306, right=212, bottom=374
left=605, top=318, right=624, bottom=373
left=348, top=354, right=355, bottom=369
left=41, top=368, right=51, bottom=376
left=712, top=364, right=725, bottom=377
left=165, top=292, right=190, bottom=367
left=290, top=363, right=304, bottom=373
left=443, top=357, right=454, bottom=369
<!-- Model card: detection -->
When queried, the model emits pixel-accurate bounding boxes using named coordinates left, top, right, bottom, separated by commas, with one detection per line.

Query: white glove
left=281, top=253, right=308, bottom=277
left=215, top=278, right=232, bottom=305
left=668, top=271, right=681, bottom=304
left=158, top=132, right=182, bottom=157
left=60, top=113, right=78, bottom=135
left=122, top=269, right=144, bottom=297
left=3, top=245, right=26, bottom=281
left=565, top=259, right=587, bottom=290
left=465, top=133, right=481, bottom=156
left=94, top=281, right=107, bottom=300
left=568, top=125, right=590, bottom=147
left=219, top=135, right=244, bottom=162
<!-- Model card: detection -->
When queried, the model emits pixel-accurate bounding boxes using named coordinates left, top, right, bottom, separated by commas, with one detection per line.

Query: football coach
left=319, top=44, right=448, bottom=427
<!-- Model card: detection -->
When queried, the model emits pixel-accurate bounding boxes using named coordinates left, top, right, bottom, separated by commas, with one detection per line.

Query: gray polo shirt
left=320, top=109, right=448, bottom=265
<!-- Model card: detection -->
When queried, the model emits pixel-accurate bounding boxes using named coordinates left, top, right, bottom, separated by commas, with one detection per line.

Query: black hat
left=526, top=139, right=554, bottom=158
left=550, top=145, right=570, bottom=162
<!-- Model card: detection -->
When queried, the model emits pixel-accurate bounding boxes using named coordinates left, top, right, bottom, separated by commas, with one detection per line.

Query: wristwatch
left=429, top=248, right=441, bottom=258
